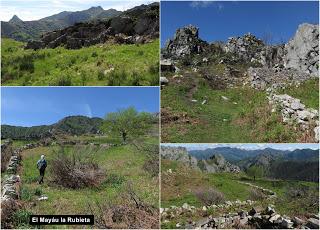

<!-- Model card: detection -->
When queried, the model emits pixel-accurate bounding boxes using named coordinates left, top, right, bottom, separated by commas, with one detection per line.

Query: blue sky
left=0, top=0, right=155, bottom=21
left=162, top=143, right=319, bottom=151
left=161, top=1, right=319, bottom=47
left=1, top=87, right=159, bottom=127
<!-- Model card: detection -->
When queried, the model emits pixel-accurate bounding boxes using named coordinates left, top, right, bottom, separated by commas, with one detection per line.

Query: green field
left=161, top=67, right=319, bottom=143
left=1, top=38, right=159, bottom=86
left=13, top=135, right=159, bottom=229
left=161, top=160, right=319, bottom=229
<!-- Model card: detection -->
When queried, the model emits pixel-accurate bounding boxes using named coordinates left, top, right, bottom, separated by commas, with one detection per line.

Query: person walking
left=37, top=155, right=47, bottom=184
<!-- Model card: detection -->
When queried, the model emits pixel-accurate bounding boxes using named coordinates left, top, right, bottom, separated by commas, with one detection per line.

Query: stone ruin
left=161, top=181, right=319, bottom=229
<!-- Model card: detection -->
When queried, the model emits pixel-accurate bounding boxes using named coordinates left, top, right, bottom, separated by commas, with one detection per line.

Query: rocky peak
left=164, top=24, right=207, bottom=58
left=284, top=23, right=319, bottom=76
left=224, top=33, right=265, bottom=62
left=9, top=15, right=23, bottom=23
left=161, top=146, right=199, bottom=170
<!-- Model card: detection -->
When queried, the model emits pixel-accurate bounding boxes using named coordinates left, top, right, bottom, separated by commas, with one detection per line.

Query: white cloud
left=189, top=1, right=223, bottom=10
left=0, top=0, right=155, bottom=21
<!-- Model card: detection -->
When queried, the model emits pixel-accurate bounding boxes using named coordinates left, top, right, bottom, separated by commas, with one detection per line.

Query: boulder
left=306, top=218, right=319, bottom=229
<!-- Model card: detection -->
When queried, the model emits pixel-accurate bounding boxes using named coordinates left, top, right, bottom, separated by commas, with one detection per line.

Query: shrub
left=20, top=187, right=32, bottom=201
left=18, top=56, right=34, bottom=73
left=97, top=70, right=105, bottom=81
left=194, top=187, right=225, bottom=205
left=1, top=199, right=20, bottom=229
left=137, top=50, right=144, bottom=56
left=34, top=187, right=43, bottom=196
left=143, top=157, right=159, bottom=177
left=56, top=75, right=72, bottom=86
left=104, top=173, right=126, bottom=188
left=91, top=51, right=98, bottom=57
left=13, top=209, right=33, bottom=228
left=50, top=147, right=106, bottom=189
left=249, top=188, right=266, bottom=201
left=148, top=63, right=159, bottom=75
left=88, top=181, right=159, bottom=229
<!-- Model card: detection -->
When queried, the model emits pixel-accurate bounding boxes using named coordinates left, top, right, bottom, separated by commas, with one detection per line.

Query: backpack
left=37, top=159, right=47, bottom=170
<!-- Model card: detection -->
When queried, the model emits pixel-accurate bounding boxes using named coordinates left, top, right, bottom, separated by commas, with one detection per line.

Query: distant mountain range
left=189, top=147, right=319, bottom=163
left=1, top=6, right=121, bottom=41
left=186, top=146, right=319, bottom=182
left=1, top=116, right=104, bottom=140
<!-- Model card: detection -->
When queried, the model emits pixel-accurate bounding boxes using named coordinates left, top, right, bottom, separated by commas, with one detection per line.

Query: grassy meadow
left=161, top=160, right=319, bottom=229
left=1, top=38, right=159, bottom=86
left=13, top=135, right=159, bottom=229
left=161, top=68, right=319, bottom=143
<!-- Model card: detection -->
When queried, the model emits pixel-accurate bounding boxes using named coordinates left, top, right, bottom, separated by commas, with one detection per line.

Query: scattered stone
left=306, top=218, right=319, bottom=229
left=221, top=96, right=229, bottom=101
left=160, top=77, right=169, bottom=85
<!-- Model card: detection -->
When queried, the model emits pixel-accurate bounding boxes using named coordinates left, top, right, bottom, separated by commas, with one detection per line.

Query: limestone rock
left=284, top=23, right=319, bottom=76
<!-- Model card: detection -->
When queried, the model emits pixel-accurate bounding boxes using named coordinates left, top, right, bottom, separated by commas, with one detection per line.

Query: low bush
left=50, top=147, right=106, bottom=189
left=104, top=173, right=126, bottom=188
left=193, top=187, right=225, bottom=205
left=249, top=188, right=266, bottom=201
left=13, top=209, right=33, bottom=228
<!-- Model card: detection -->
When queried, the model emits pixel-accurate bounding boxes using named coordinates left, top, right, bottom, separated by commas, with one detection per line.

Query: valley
left=160, top=145, right=319, bottom=229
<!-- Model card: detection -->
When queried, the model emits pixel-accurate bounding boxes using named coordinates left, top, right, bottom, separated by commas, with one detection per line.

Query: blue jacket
left=37, top=159, right=47, bottom=170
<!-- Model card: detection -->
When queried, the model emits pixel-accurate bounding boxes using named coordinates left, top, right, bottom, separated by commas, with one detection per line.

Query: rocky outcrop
left=161, top=146, right=240, bottom=173
left=284, top=23, right=319, bottom=76
left=25, top=2, right=159, bottom=50
left=199, top=154, right=240, bottom=173
left=164, top=25, right=207, bottom=58
left=161, top=146, right=199, bottom=170
left=224, top=33, right=265, bottom=63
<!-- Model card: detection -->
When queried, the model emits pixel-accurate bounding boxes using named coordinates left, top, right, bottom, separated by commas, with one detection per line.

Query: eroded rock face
left=25, top=3, right=159, bottom=50
left=284, top=23, right=319, bottom=76
left=164, top=25, right=207, bottom=58
left=224, top=33, right=265, bottom=63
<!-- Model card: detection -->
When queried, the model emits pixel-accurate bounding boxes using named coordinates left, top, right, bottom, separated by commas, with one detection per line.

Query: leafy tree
left=102, top=107, right=153, bottom=143
left=246, top=166, right=264, bottom=181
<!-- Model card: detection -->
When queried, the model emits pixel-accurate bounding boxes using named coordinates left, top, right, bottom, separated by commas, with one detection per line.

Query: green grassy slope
left=161, top=160, right=319, bottom=228
left=161, top=78, right=300, bottom=143
left=17, top=139, right=158, bottom=228
left=1, top=38, right=159, bottom=86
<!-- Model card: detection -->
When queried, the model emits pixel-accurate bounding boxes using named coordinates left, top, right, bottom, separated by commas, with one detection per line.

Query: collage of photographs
left=0, top=0, right=319, bottom=229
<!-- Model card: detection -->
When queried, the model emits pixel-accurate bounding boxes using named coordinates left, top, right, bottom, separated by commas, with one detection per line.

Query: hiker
left=37, top=155, right=47, bottom=184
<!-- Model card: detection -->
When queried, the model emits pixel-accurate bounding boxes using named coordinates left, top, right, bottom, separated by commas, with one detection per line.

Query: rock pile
left=25, top=2, right=159, bottom=50
left=267, top=91, right=319, bottom=141
left=247, top=67, right=314, bottom=90
left=162, top=203, right=319, bottom=229
left=164, top=25, right=207, bottom=58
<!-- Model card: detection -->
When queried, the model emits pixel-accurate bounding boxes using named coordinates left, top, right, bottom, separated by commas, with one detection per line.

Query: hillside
left=161, top=23, right=319, bottom=143
left=1, top=7, right=121, bottom=41
left=1, top=2, right=159, bottom=86
left=161, top=146, right=319, bottom=229
left=1, top=38, right=159, bottom=86
left=1, top=115, right=103, bottom=140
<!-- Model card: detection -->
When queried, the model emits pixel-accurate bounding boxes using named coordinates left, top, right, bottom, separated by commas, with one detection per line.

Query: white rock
left=221, top=96, right=229, bottom=101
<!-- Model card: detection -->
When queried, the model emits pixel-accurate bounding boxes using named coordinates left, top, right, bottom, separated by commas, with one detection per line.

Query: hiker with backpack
left=37, top=155, right=47, bottom=184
